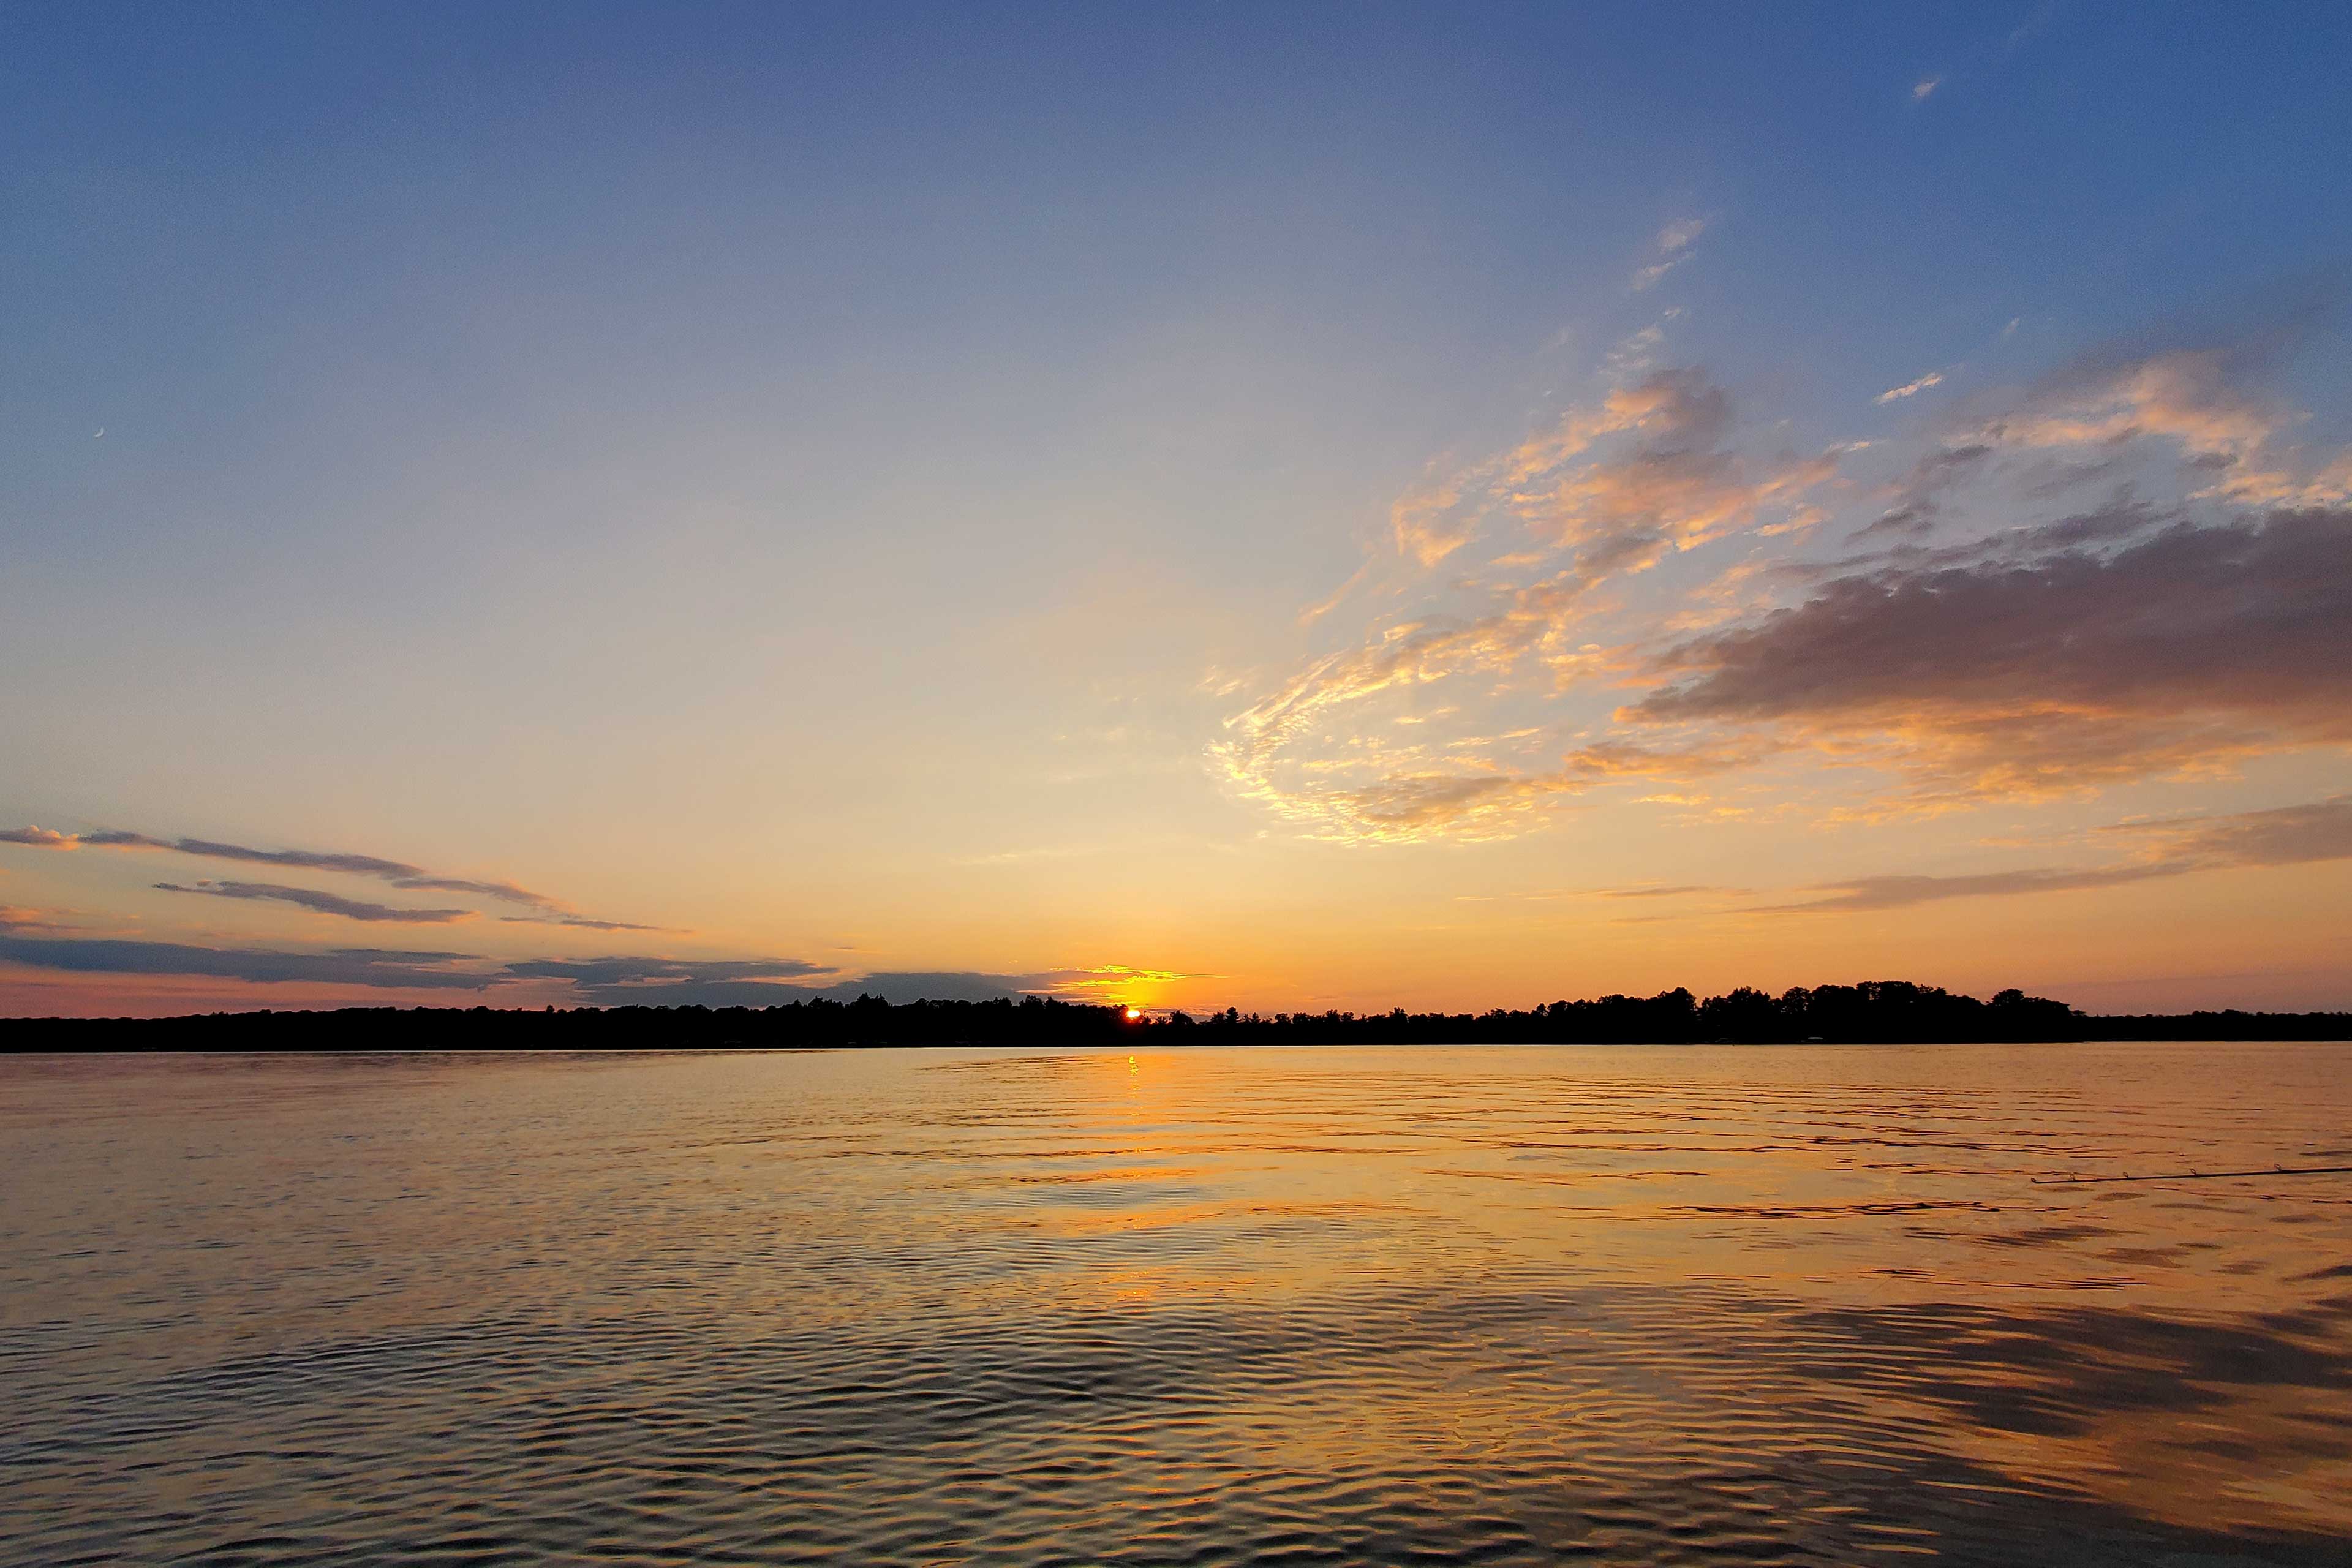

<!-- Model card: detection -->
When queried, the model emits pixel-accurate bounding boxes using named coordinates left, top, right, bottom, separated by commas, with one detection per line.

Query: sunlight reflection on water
left=4, top=1042, right=2350, bottom=1565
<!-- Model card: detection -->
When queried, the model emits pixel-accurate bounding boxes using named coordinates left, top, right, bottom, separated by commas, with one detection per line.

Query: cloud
left=498, top=914, right=674, bottom=933
left=1225, top=580, right=1588, bottom=758
left=1954, top=297, right=2350, bottom=505
left=0, top=924, right=1184, bottom=1011
left=1854, top=442, right=1997, bottom=539
left=0, top=826, right=564, bottom=908
left=1297, top=556, right=1378, bottom=624
left=2106, top=793, right=2352, bottom=869
left=1390, top=477, right=1477, bottom=568
left=0, top=935, right=497, bottom=990
left=1025, top=963, right=1192, bottom=995
left=1404, top=367, right=1836, bottom=577
left=1379, top=363, right=1811, bottom=571
left=1506, top=370, right=1844, bottom=575
left=1221, top=290, right=2352, bottom=850
left=1977, top=347, right=2288, bottom=466
left=154, top=880, right=475, bottom=924
left=388, top=875, right=561, bottom=908
left=802, top=967, right=1189, bottom=1006
left=1223, top=767, right=1585, bottom=845
left=1561, top=736, right=1769, bottom=783
left=1766, top=794, right=2352, bottom=913
left=0, top=822, right=689, bottom=931
left=1765, top=864, right=2174, bottom=913
left=1632, top=217, right=1708, bottom=291
left=1876, top=370, right=1945, bottom=404
left=1908, top=7, right=2049, bottom=107
left=1657, top=217, right=1708, bottom=252
left=1855, top=349, right=2305, bottom=540
left=1629, top=508, right=2352, bottom=801
left=495, top=953, right=855, bottom=1009
left=502, top=954, right=834, bottom=986
left=494, top=963, right=1177, bottom=1009
left=1216, top=365, right=1846, bottom=842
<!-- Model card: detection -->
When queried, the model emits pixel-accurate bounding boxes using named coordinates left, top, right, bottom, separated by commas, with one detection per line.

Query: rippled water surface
left=6, top=1042, right=2352, bottom=1566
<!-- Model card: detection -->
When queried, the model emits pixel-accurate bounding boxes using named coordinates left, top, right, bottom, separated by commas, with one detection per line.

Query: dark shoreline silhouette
left=4, top=980, right=2345, bottom=1049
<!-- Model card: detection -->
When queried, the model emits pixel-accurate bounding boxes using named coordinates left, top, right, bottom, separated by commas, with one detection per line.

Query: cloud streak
left=0, top=826, right=564, bottom=908
left=154, top=880, right=475, bottom=924
left=1876, top=370, right=1945, bottom=404
left=0, top=822, right=676, bottom=930
left=1632, top=217, right=1708, bottom=291
left=499, top=914, right=675, bottom=933
left=0, top=935, right=497, bottom=991
left=1768, top=794, right=2352, bottom=913
left=502, top=955, right=836, bottom=987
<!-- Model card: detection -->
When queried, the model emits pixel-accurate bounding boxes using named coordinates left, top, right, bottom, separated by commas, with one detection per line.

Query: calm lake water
left=4, top=1042, right=2350, bottom=1566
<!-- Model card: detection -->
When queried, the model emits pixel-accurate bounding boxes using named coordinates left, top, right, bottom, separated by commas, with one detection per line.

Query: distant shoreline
left=4, top=981, right=2346, bottom=1049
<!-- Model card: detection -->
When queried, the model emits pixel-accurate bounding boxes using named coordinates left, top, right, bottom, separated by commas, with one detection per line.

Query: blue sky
left=4, top=4, right=2350, bottom=1014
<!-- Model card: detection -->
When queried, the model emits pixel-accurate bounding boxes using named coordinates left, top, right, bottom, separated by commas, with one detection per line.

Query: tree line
left=5, top=979, right=2346, bottom=1049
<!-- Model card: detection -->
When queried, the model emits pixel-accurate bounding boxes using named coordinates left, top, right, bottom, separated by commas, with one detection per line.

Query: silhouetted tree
left=7, top=982, right=2342, bottom=1050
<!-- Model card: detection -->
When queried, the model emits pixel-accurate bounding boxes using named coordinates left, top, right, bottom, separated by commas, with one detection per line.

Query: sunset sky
left=5, top=4, right=2350, bottom=1017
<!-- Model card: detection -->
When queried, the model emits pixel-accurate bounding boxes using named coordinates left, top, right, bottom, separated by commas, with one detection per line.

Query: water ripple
left=3, top=1042, right=2349, bottom=1564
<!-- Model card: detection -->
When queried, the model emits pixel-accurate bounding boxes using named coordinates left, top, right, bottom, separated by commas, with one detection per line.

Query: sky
left=4, top=2, right=2350, bottom=1017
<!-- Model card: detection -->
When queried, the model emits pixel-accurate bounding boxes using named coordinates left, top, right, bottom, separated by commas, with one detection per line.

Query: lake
left=4, top=1042, right=2350, bottom=1565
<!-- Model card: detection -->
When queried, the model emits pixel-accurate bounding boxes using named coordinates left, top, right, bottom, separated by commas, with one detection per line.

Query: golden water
left=4, top=1042, right=2349, bottom=1564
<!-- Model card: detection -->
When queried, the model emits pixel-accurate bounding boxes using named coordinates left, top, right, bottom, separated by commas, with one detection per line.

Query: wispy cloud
left=0, top=826, right=561, bottom=907
left=498, top=914, right=675, bottom=933
left=502, top=955, right=835, bottom=988
left=0, top=935, right=497, bottom=991
left=1764, top=794, right=2352, bottom=913
left=1959, top=329, right=2352, bottom=507
left=1632, top=217, right=1708, bottom=291
left=1216, top=362, right=1841, bottom=842
left=1909, top=5, right=2051, bottom=105
left=2106, top=793, right=2352, bottom=870
left=154, top=880, right=473, bottom=924
left=0, top=823, right=674, bottom=929
left=1596, top=883, right=1744, bottom=900
left=1765, top=864, right=2171, bottom=913
left=1875, top=369, right=1945, bottom=404
left=1512, top=369, right=1842, bottom=571
left=1218, top=294, right=2351, bottom=844
left=1297, top=555, right=1379, bottom=624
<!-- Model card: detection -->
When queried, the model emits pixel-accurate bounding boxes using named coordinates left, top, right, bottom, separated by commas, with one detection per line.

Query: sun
left=1124, top=1006, right=1142, bottom=1021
